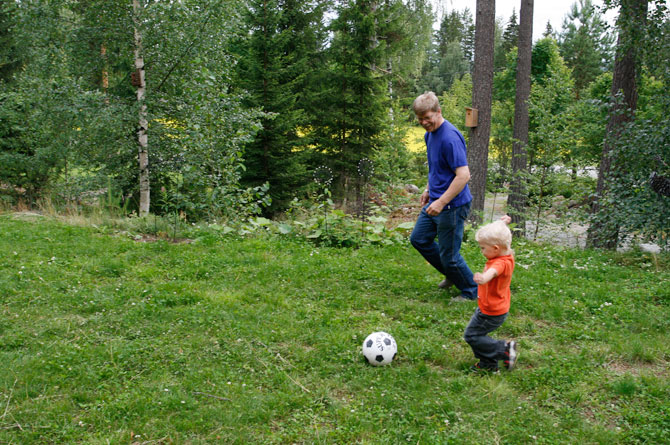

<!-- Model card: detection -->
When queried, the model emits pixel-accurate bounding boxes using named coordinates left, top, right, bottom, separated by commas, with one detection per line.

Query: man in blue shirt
left=410, top=91, right=478, bottom=301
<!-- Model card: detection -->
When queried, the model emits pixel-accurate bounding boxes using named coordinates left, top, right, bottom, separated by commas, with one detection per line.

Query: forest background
left=0, top=0, right=668, bottom=249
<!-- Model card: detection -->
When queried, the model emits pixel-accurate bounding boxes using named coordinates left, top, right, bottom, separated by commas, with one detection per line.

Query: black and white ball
left=362, top=331, right=397, bottom=366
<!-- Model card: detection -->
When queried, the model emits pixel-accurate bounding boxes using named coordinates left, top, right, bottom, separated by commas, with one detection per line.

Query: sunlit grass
left=404, top=125, right=426, bottom=153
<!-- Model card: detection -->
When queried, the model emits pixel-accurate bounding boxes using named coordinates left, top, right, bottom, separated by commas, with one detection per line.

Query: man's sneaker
left=503, top=341, right=518, bottom=370
left=470, top=362, right=499, bottom=374
left=438, top=278, right=453, bottom=289
left=450, top=295, right=471, bottom=303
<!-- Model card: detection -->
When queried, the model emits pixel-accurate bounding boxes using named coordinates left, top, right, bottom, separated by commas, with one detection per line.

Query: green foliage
left=310, top=0, right=390, bottom=195
left=0, top=0, right=267, bottom=222
left=379, top=0, right=433, bottom=99
left=558, top=0, right=614, bottom=95
left=371, top=116, right=415, bottom=187
left=591, top=94, right=670, bottom=248
left=418, top=8, right=475, bottom=95
left=0, top=71, right=104, bottom=202
left=140, top=0, right=267, bottom=220
left=310, top=0, right=431, bottom=200
left=0, top=0, right=23, bottom=82
left=233, top=0, right=324, bottom=215
left=214, top=193, right=415, bottom=248
left=494, top=9, right=518, bottom=73
left=1, top=215, right=669, bottom=443
left=528, top=50, right=575, bottom=165
left=439, top=74, right=473, bottom=135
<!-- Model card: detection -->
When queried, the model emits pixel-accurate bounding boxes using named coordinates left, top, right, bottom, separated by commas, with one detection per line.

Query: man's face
left=416, top=109, right=442, bottom=133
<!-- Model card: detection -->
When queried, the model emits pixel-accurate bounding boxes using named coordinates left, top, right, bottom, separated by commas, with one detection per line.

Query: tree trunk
left=507, top=0, right=533, bottom=235
left=587, top=0, right=647, bottom=248
left=467, top=0, right=496, bottom=223
left=133, top=0, right=150, bottom=216
left=101, top=44, right=109, bottom=97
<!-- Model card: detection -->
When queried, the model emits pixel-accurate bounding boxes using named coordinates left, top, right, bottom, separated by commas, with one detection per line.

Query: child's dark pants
left=464, top=307, right=508, bottom=369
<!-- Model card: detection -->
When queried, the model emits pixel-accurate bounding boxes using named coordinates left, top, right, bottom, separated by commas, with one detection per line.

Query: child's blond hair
left=475, top=220, right=513, bottom=256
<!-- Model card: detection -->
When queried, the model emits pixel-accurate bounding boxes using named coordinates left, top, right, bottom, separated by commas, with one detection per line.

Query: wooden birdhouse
left=131, top=69, right=142, bottom=87
left=465, top=107, right=478, bottom=128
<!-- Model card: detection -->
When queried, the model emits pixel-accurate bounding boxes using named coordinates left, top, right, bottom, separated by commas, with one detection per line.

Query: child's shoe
left=470, top=362, right=499, bottom=374
left=503, top=341, right=518, bottom=370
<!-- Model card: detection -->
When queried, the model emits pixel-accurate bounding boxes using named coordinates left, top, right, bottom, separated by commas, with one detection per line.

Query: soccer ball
left=362, top=331, right=397, bottom=366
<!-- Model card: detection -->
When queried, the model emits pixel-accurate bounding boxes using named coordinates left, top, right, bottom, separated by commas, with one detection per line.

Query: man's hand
left=420, top=190, right=430, bottom=206
left=426, top=199, right=445, bottom=216
left=424, top=166, right=470, bottom=216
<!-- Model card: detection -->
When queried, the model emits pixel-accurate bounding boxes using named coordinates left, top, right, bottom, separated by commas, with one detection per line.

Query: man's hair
left=475, top=220, right=513, bottom=255
left=412, top=91, right=440, bottom=114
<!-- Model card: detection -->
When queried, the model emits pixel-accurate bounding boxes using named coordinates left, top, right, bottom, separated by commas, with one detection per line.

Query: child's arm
left=473, top=268, right=498, bottom=285
left=500, top=215, right=511, bottom=225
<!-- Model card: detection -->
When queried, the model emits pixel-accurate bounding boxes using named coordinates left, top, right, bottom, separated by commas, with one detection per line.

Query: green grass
left=1, top=213, right=669, bottom=444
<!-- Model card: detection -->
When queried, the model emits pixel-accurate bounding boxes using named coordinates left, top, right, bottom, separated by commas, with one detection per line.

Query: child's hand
left=500, top=215, right=512, bottom=225
left=473, top=272, right=485, bottom=284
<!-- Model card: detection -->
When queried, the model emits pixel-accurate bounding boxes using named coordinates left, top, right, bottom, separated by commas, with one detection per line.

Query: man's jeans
left=410, top=201, right=478, bottom=299
left=464, top=308, right=508, bottom=368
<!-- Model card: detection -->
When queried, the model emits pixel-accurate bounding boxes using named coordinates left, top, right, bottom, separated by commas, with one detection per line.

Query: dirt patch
left=608, top=359, right=670, bottom=378
left=133, top=234, right=194, bottom=244
left=386, top=201, right=422, bottom=228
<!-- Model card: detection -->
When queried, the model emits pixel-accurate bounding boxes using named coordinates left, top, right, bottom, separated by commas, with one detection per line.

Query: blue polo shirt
left=425, top=120, right=472, bottom=207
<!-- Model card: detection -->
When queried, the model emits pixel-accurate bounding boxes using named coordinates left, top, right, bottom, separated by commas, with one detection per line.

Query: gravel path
left=483, top=193, right=661, bottom=253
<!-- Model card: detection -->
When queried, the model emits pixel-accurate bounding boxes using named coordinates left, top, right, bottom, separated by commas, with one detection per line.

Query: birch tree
left=133, top=0, right=149, bottom=216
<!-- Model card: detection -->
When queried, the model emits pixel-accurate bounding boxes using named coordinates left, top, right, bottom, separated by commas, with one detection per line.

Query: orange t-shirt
left=477, top=255, right=515, bottom=316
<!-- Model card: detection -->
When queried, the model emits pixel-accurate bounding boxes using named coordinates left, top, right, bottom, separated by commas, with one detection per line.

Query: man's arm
left=425, top=165, right=471, bottom=216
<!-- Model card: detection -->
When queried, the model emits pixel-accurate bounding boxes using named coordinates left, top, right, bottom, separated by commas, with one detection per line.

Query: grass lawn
left=1, top=213, right=669, bottom=444
left=404, top=125, right=427, bottom=153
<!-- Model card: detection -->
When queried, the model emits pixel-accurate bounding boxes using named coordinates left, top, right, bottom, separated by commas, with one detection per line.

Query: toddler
left=464, top=215, right=518, bottom=373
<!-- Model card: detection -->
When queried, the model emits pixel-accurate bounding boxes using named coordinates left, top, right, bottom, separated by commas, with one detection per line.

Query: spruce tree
left=419, top=8, right=473, bottom=94
left=559, top=0, right=614, bottom=97
left=312, top=0, right=389, bottom=201
left=236, top=0, right=324, bottom=214
left=494, top=9, right=519, bottom=72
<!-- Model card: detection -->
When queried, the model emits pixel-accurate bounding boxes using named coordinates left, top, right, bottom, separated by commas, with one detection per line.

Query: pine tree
left=468, top=0, right=496, bottom=221
left=508, top=0, right=533, bottom=233
left=588, top=0, right=649, bottom=249
left=236, top=0, right=324, bottom=214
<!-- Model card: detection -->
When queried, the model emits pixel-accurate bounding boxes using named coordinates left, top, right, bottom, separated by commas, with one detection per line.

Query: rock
left=405, top=184, right=421, bottom=194
left=639, top=243, right=661, bottom=254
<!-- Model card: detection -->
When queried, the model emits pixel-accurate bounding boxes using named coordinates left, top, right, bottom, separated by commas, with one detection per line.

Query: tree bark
left=467, top=0, right=496, bottom=223
left=587, top=0, right=647, bottom=248
left=101, top=44, right=109, bottom=93
left=507, top=0, right=533, bottom=235
left=133, top=0, right=150, bottom=216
